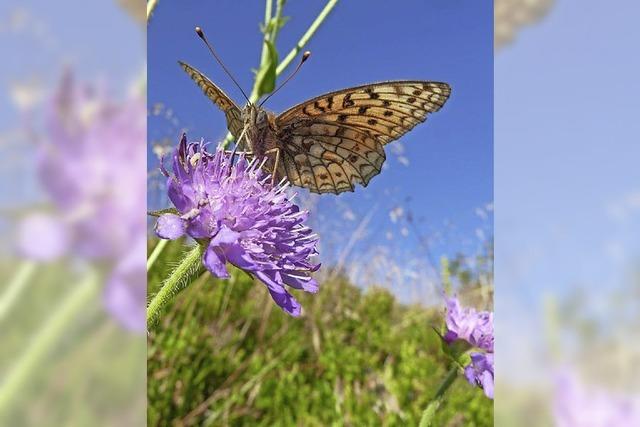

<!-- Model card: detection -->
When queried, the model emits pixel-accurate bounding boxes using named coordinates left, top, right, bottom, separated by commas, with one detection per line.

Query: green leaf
left=147, top=207, right=179, bottom=217
left=255, top=40, right=279, bottom=98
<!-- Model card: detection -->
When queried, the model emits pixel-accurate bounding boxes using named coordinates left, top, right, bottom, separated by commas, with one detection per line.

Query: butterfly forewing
left=275, top=81, right=451, bottom=194
left=179, top=61, right=244, bottom=140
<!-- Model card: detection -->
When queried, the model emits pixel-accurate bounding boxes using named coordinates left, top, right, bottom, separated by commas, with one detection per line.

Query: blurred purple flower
left=464, top=352, right=494, bottom=399
left=444, top=296, right=494, bottom=352
left=155, top=135, right=320, bottom=316
left=17, top=213, right=69, bottom=261
left=18, top=71, right=146, bottom=332
left=554, top=371, right=640, bottom=427
left=34, top=71, right=146, bottom=260
left=103, top=238, right=146, bottom=333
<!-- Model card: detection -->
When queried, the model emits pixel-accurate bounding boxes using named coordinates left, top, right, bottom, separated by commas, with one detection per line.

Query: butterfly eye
left=257, top=110, right=267, bottom=124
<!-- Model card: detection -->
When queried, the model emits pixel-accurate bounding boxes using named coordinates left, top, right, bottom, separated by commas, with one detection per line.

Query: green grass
left=147, top=239, right=493, bottom=426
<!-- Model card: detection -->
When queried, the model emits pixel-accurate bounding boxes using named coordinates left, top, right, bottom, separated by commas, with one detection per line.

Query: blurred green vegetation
left=147, top=239, right=493, bottom=426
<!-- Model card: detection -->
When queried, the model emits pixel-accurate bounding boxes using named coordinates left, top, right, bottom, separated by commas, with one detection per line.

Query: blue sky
left=0, top=0, right=143, bottom=206
left=148, top=1, right=493, bottom=294
left=496, top=0, right=640, bottom=383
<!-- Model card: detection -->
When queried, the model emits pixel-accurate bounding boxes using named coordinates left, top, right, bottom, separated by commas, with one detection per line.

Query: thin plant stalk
left=222, top=0, right=340, bottom=145
left=276, top=0, right=339, bottom=76
left=0, top=271, right=99, bottom=412
left=0, top=261, right=36, bottom=324
left=418, top=366, right=459, bottom=427
left=147, top=238, right=168, bottom=271
left=146, top=243, right=205, bottom=327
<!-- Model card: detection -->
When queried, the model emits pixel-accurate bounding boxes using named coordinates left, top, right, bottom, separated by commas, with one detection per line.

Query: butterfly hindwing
left=279, top=122, right=386, bottom=193
left=275, top=81, right=451, bottom=194
left=178, top=61, right=244, bottom=139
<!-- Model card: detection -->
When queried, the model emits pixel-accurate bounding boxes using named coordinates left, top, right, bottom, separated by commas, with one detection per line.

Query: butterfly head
left=242, top=103, right=271, bottom=130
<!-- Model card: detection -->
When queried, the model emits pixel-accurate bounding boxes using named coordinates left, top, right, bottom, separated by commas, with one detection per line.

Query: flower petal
left=256, top=270, right=301, bottom=316
left=281, top=272, right=319, bottom=293
left=203, top=244, right=229, bottom=278
left=211, top=225, right=241, bottom=246
left=17, top=213, right=69, bottom=261
left=155, top=214, right=186, bottom=240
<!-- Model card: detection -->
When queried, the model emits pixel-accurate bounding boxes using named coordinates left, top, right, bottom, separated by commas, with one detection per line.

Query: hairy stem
left=418, top=366, right=459, bottom=427
left=146, top=243, right=205, bottom=327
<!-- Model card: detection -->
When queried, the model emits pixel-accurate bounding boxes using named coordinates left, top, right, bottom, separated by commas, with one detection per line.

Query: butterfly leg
left=227, top=128, right=249, bottom=166
left=264, top=147, right=281, bottom=186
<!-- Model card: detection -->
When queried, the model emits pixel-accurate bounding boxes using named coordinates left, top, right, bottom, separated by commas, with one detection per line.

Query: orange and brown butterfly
left=179, top=28, right=451, bottom=194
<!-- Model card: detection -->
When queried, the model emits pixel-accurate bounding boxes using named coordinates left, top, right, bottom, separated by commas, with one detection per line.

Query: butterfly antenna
left=259, top=51, right=311, bottom=107
left=195, top=26, right=250, bottom=103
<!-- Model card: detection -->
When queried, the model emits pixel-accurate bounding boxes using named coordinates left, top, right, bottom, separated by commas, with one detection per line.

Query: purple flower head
left=554, top=370, right=640, bottom=427
left=17, top=71, right=146, bottom=333
left=22, top=71, right=146, bottom=262
left=155, top=135, right=321, bottom=316
left=444, top=296, right=494, bottom=352
left=464, top=352, right=494, bottom=399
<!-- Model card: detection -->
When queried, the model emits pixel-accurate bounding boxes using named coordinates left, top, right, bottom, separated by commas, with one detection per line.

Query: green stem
left=276, top=0, right=339, bottom=75
left=222, top=0, right=339, bottom=146
left=147, top=239, right=168, bottom=272
left=418, top=366, right=459, bottom=427
left=0, top=271, right=99, bottom=413
left=264, top=0, right=273, bottom=28
left=0, top=261, right=36, bottom=324
left=146, top=243, right=205, bottom=327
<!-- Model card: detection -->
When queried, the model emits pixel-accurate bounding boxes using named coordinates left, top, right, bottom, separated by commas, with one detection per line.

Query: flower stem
left=0, top=261, right=36, bottom=324
left=0, top=271, right=98, bottom=412
left=147, top=238, right=168, bottom=271
left=276, top=0, right=339, bottom=76
left=222, top=0, right=339, bottom=146
left=418, top=366, right=459, bottom=427
left=146, top=243, right=205, bottom=327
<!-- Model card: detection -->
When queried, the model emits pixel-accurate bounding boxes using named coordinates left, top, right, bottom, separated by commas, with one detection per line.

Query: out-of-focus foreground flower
left=443, top=296, right=494, bottom=399
left=554, top=371, right=640, bottom=427
left=155, top=135, right=320, bottom=316
left=16, top=71, right=146, bottom=332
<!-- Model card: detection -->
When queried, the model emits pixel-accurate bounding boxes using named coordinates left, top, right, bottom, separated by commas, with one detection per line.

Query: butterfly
left=179, top=56, right=450, bottom=194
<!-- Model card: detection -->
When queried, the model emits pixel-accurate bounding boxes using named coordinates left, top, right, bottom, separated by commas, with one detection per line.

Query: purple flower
left=103, top=238, right=146, bottom=333
left=443, top=296, right=494, bottom=399
left=18, top=71, right=147, bottom=333
left=155, top=135, right=320, bottom=316
left=464, top=352, right=494, bottom=399
left=444, top=296, right=494, bottom=352
left=17, top=213, right=69, bottom=261
left=554, top=370, right=640, bottom=427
